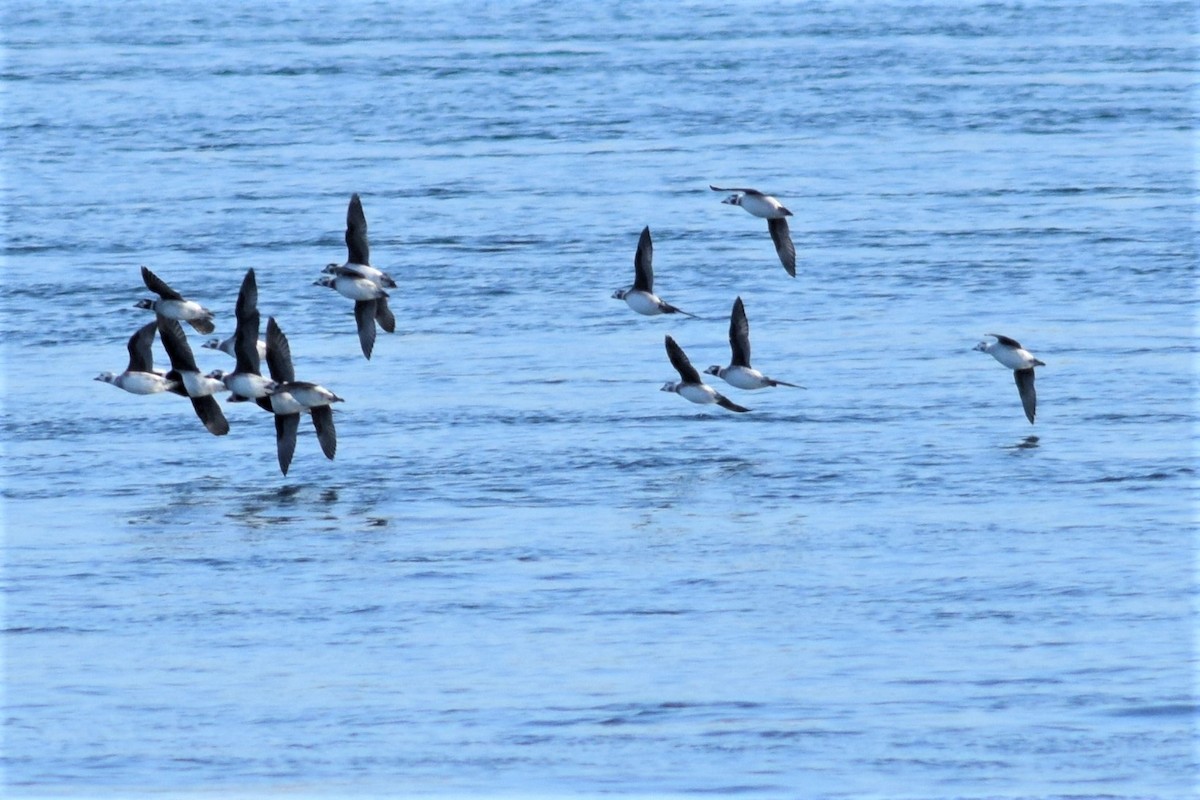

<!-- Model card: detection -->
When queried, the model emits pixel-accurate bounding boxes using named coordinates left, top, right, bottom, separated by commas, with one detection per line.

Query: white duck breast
left=314, top=273, right=394, bottom=360
left=621, top=290, right=670, bottom=316
left=278, top=382, right=344, bottom=408
left=178, top=376, right=224, bottom=400
left=158, top=317, right=223, bottom=399
left=178, top=368, right=224, bottom=397
left=267, top=389, right=306, bottom=416
left=979, top=337, right=1042, bottom=370
left=329, top=273, right=385, bottom=302
left=155, top=298, right=210, bottom=321
left=326, top=262, right=396, bottom=290
left=715, top=366, right=776, bottom=391
left=677, top=382, right=721, bottom=405
left=222, top=371, right=276, bottom=400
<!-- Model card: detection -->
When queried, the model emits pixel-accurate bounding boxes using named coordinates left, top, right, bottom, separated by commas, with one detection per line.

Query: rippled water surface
left=3, top=1, right=1197, bottom=797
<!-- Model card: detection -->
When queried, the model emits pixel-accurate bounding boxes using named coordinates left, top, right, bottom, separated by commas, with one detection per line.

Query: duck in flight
left=611, top=226, right=696, bottom=318
left=661, top=335, right=750, bottom=413
left=709, top=185, right=796, bottom=277
left=206, top=268, right=276, bottom=402
left=705, top=296, right=803, bottom=390
left=317, top=194, right=396, bottom=359
left=323, top=193, right=398, bottom=289
left=135, top=266, right=216, bottom=334
left=256, top=317, right=342, bottom=475
left=94, top=321, right=179, bottom=395
left=974, top=333, right=1045, bottom=424
left=158, top=317, right=230, bottom=436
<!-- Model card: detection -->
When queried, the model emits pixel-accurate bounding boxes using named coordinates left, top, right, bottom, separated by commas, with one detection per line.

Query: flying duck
left=316, top=194, right=396, bottom=359
left=974, top=333, right=1045, bottom=424
left=206, top=268, right=276, bottom=401
left=705, top=296, right=803, bottom=390
left=135, top=266, right=216, bottom=334
left=324, top=193, right=398, bottom=289
left=157, top=317, right=230, bottom=436
left=255, top=317, right=342, bottom=475
left=611, top=227, right=696, bottom=318
left=94, top=321, right=180, bottom=395
left=661, top=335, right=750, bottom=413
left=709, top=185, right=796, bottom=277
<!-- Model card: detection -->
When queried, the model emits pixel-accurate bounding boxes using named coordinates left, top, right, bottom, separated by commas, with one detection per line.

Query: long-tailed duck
left=974, top=333, right=1045, bottom=424
left=323, top=193, right=398, bottom=289
left=94, top=321, right=179, bottom=395
left=254, top=316, right=343, bottom=475
left=611, top=226, right=696, bottom=318
left=206, top=268, right=275, bottom=401
left=136, top=266, right=216, bottom=334
left=705, top=296, right=803, bottom=390
left=661, top=335, right=749, bottom=413
left=709, top=185, right=797, bottom=277
left=158, top=317, right=230, bottom=436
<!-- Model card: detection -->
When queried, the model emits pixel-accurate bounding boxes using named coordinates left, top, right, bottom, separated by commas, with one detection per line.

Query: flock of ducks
left=94, top=198, right=388, bottom=475
left=96, top=186, right=1046, bottom=475
left=616, top=186, right=1046, bottom=423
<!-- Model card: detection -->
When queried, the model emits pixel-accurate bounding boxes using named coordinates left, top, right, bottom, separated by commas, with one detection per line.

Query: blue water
left=3, top=1, right=1197, bottom=797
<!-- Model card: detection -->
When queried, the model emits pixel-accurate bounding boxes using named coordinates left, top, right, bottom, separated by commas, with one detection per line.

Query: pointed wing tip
left=717, top=396, right=751, bottom=413
left=1014, top=368, right=1037, bottom=424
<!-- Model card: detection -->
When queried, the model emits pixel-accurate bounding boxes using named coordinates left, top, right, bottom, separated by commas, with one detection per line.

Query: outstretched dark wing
left=233, top=269, right=262, bottom=375
left=633, top=226, right=653, bottom=292
left=126, top=321, right=159, bottom=373
left=190, top=396, right=229, bottom=436
left=157, top=317, right=199, bottom=373
left=987, top=333, right=1024, bottom=349
left=665, top=335, right=702, bottom=384
left=1014, top=368, right=1037, bottom=424
left=140, top=266, right=183, bottom=300
left=235, top=268, right=258, bottom=322
left=274, top=413, right=300, bottom=476
left=768, top=217, right=796, bottom=277
left=709, top=185, right=764, bottom=196
left=355, top=299, right=378, bottom=359
left=264, top=317, right=295, bottom=383
left=310, top=405, right=337, bottom=460
left=729, top=296, right=751, bottom=368
left=715, top=393, right=751, bottom=413
left=346, top=193, right=370, bottom=265
left=139, top=266, right=182, bottom=299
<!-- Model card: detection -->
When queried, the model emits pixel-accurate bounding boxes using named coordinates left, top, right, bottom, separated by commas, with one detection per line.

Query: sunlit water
left=2, top=1, right=1196, bottom=797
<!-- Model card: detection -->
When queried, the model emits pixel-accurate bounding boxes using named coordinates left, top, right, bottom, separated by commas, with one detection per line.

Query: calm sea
left=2, top=1, right=1196, bottom=797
